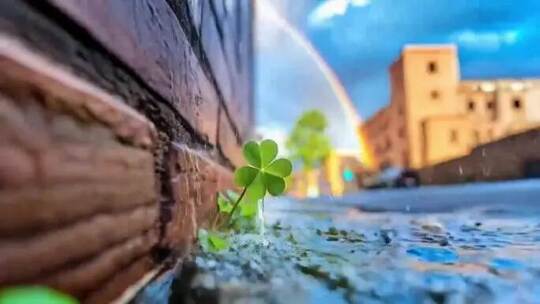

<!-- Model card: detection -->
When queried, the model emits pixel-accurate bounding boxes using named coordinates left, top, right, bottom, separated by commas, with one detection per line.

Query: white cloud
left=309, top=0, right=370, bottom=25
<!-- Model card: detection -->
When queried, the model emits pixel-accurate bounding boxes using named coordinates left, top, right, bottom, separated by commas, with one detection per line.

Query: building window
left=427, top=61, right=437, bottom=74
left=513, top=98, right=522, bottom=109
left=467, top=100, right=475, bottom=111
left=431, top=90, right=440, bottom=100
left=450, top=129, right=459, bottom=143
left=486, top=100, right=495, bottom=110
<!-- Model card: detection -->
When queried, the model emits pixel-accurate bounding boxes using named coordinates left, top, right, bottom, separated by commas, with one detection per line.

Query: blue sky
left=302, top=0, right=540, bottom=118
left=255, top=0, right=540, bottom=150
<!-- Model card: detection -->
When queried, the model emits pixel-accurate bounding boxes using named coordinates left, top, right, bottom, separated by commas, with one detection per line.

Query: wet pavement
left=136, top=180, right=540, bottom=304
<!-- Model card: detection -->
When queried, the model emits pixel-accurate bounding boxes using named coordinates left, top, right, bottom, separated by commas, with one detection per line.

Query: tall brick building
left=360, top=44, right=540, bottom=170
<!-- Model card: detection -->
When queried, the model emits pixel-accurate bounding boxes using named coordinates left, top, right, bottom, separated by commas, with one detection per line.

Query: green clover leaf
left=197, top=229, right=229, bottom=253
left=234, top=166, right=258, bottom=187
left=265, top=158, right=293, bottom=177
left=217, top=193, right=233, bottom=213
left=245, top=172, right=266, bottom=201
left=243, top=141, right=261, bottom=167
left=208, top=234, right=229, bottom=251
left=0, top=286, right=78, bottom=304
left=234, top=139, right=293, bottom=198
left=263, top=172, right=286, bottom=196
left=260, top=139, right=278, bottom=167
left=227, top=139, right=293, bottom=228
left=240, top=199, right=259, bottom=217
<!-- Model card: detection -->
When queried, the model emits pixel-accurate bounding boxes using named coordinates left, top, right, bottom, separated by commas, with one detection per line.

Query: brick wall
left=0, top=1, right=252, bottom=302
left=419, top=128, right=540, bottom=185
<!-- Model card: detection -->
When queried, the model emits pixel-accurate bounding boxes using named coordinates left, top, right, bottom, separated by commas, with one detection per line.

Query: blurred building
left=288, top=149, right=362, bottom=198
left=323, top=149, right=363, bottom=195
left=360, top=44, right=540, bottom=170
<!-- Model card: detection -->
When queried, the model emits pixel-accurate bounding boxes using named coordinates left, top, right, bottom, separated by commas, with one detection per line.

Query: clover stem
left=211, top=210, right=220, bottom=230
left=227, top=187, right=247, bottom=226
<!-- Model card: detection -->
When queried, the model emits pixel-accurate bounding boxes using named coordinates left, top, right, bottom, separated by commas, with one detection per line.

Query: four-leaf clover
left=234, top=139, right=293, bottom=202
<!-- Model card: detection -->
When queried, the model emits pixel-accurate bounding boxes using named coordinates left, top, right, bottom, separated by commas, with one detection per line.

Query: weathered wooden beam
left=0, top=34, right=161, bottom=301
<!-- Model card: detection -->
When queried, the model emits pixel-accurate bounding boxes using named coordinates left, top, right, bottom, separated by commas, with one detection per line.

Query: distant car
left=364, top=167, right=420, bottom=189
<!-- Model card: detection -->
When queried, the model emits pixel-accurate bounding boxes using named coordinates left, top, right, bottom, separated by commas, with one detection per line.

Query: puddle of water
left=406, top=246, right=459, bottom=264
left=135, top=199, right=540, bottom=304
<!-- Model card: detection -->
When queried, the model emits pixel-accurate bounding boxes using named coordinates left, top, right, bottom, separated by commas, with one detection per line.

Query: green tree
left=286, top=110, right=331, bottom=171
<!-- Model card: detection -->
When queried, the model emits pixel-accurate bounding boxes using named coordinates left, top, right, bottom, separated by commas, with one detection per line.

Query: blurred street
left=150, top=180, right=540, bottom=304
left=335, top=179, right=540, bottom=214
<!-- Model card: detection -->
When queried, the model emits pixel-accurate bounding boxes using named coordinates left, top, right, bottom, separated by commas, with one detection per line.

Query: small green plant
left=197, top=229, right=230, bottom=253
left=0, top=286, right=78, bottom=304
left=200, top=139, right=292, bottom=253
left=286, top=110, right=331, bottom=171
left=229, top=139, right=292, bottom=223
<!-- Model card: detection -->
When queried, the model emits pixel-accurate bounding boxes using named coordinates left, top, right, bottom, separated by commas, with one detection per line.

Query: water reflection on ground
left=137, top=192, right=540, bottom=304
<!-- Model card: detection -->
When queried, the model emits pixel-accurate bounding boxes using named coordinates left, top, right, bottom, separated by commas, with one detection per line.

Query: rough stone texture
left=0, top=36, right=160, bottom=302
left=45, top=0, right=220, bottom=146
left=218, top=107, right=244, bottom=168
left=45, top=0, right=253, bottom=153
left=163, top=144, right=234, bottom=258
left=83, top=256, right=156, bottom=304
left=0, top=0, right=252, bottom=302
left=39, top=230, right=158, bottom=297
left=419, top=128, right=540, bottom=184
left=179, top=0, right=254, bottom=139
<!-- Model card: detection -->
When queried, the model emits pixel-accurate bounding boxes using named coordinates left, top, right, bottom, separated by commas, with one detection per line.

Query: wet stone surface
left=136, top=197, right=540, bottom=304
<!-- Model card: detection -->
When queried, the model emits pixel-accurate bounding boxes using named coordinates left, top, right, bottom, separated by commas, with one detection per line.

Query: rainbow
left=256, top=0, right=374, bottom=168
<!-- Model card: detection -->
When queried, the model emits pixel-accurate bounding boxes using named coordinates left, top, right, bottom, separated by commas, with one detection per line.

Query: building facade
left=361, top=44, right=540, bottom=170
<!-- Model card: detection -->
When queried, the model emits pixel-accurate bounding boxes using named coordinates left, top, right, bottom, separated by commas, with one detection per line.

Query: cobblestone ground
left=137, top=183, right=540, bottom=304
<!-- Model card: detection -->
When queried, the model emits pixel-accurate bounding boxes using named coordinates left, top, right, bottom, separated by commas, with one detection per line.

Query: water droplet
left=489, top=258, right=525, bottom=273
left=407, top=246, right=458, bottom=264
